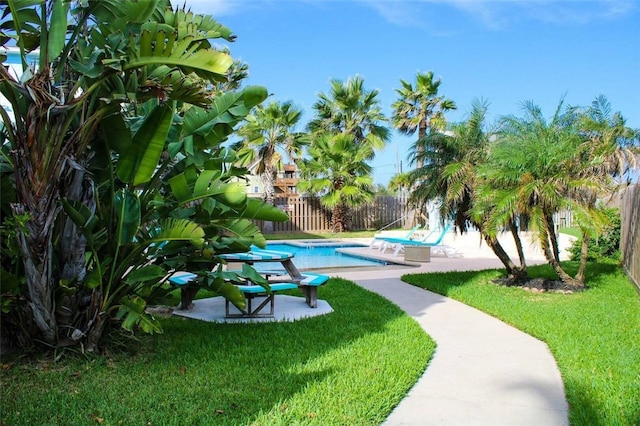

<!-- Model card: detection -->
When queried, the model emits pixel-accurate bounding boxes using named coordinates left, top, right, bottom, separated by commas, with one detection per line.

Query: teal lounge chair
left=369, top=224, right=422, bottom=249
left=380, top=224, right=452, bottom=256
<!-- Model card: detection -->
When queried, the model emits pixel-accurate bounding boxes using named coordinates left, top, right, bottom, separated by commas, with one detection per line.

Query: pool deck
left=324, top=230, right=571, bottom=426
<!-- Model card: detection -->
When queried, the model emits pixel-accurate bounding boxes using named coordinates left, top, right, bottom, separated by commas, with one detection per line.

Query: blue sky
left=189, top=0, right=639, bottom=186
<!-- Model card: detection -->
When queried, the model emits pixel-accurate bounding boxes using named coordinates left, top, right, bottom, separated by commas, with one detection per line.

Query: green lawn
left=0, top=279, right=434, bottom=425
left=4, top=253, right=637, bottom=425
left=402, top=261, right=640, bottom=426
left=559, top=227, right=582, bottom=239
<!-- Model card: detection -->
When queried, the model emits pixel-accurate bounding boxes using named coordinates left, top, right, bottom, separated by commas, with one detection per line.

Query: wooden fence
left=258, top=196, right=411, bottom=233
left=621, top=185, right=640, bottom=291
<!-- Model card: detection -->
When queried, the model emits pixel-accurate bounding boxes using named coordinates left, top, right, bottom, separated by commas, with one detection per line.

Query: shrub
left=569, top=207, right=621, bottom=261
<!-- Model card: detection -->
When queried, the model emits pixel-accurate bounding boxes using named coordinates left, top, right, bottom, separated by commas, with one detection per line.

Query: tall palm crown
left=409, top=99, right=530, bottom=281
left=237, top=100, right=305, bottom=205
left=485, top=100, right=596, bottom=286
left=410, top=99, right=491, bottom=232
left=307, top=76, right=390, bottom=155
left=392, top=71, right=456, bottom=168
left=574, top=95, right=639, bottom=186
left=297, top=133, right=375, bottom=232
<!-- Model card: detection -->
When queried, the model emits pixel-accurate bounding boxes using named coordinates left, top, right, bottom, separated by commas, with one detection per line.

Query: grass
left=559, top=227, right=582, bottom=239
left=402, top=261, right=640, bottom=426
left=0, top=278, right=434, bottom=425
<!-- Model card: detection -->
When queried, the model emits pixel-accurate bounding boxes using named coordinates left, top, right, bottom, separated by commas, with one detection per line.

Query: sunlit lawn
left=1, top=279, right=434, bottom=425
left=402, top=261, right=640, bottom=426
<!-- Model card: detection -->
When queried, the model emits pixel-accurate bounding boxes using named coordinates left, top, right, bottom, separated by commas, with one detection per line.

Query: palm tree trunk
left=416, top=120, right=427, bottom=169
left=332, top=203, right=348, bottom=233
left=575, top=233, right=590, bottom=284
left=509, top=219, right=528, bottom=270
left=541, top=216, right=583, bottom=287
left=411, top=123, right=428, bottom=225
left=544, top=212, right=561, bottom=262
left=483, top=233, right=527, bottom=282
left=261, top=170, right=276, bottom=233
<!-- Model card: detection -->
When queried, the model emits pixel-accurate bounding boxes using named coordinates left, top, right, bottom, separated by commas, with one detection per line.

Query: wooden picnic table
left=220, top=248, right=328, bottom=309
left=219, top=248, right=303, bottom=281
left=170, top=247, right=330, bottom=318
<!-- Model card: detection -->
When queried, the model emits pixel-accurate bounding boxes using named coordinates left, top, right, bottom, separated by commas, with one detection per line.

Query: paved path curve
left=334, top=242, right=570, bottom=425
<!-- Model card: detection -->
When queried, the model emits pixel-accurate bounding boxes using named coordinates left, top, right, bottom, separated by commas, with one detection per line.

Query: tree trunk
left=575, top=233, right=590, bottom=284
left=541, top=217, right=583, bottom=287
left=411, top=121, right=428, bottom=224
left=261, top=170, right=275, bottom=233
left=12, top=204, right=58, bottom=344
left=509, top=219, right=528, bottom=270
left=416, top=119, right=427, bottom=169
left=544, top=212, right=561, bottom=262
left=483, top=233, right=528, bottom=282
left=58, top=166, right=95, bottom=335
left=332, top=203, right=348, bottom=233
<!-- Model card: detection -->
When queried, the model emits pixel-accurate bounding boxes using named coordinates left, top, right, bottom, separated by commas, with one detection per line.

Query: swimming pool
left=264, top=242, right=386, bottom=269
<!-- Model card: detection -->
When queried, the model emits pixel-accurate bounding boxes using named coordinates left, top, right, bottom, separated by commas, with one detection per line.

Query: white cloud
left=363, top=0, right=637, bottom=30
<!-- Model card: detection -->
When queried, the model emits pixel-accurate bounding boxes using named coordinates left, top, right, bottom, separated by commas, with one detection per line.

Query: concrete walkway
left=331, top=232, right=570, bottom=425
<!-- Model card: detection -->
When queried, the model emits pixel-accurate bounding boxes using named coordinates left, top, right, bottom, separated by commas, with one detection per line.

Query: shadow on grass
left=401, top=261, right=623, bottom=297
left=0, top=278, right=432, bottom=425
left=401, top=268, right=503, bottom=296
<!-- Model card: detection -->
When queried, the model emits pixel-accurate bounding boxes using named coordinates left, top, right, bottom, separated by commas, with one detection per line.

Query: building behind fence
left=621, top=185, right=640, bottom=291
left=257, top=196, right=411, bottom=233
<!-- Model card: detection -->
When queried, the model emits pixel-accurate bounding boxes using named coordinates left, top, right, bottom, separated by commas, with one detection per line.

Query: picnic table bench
left=169, top=247, right=329, bottom=318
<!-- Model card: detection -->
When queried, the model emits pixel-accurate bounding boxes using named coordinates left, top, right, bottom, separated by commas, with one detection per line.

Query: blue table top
left=219, top=247, right=294, bottom=262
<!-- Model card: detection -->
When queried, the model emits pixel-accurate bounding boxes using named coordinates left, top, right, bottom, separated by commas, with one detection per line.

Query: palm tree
left=409, top=100, right=529, bottom=281
left=297, top=133, right=375, bottom=233
left=388, top=172, right=412, bottom=195
left=570, top=95, right=639, bottom=281
left=236, top=100, right=306, bottom=208
left=392, top=71, right=457, bottom=168
left=575, top=95, right=639, bottom=184
left=303, top=76, right=389, bottom=231
left=487, top=99, right=629, bottom=287
left=307, top=75, right=390, bottom=155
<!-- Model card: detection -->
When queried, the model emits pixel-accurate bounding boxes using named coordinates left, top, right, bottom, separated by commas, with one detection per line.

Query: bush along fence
left=255, top=195, right=411, bottom=233
left=621, top=184, right=640, bottom=291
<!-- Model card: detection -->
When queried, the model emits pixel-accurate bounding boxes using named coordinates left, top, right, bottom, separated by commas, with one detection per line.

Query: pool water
left=264, top=242, right=385, bottom=269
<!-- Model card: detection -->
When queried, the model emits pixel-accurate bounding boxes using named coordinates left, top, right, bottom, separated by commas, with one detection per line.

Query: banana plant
left=1, top=0, right=287, bottom=351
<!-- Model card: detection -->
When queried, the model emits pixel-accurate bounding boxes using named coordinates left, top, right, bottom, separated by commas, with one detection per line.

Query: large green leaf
left=162, top=8, right=235, bottom=41
left=117, top=295, right=163, bottom=334
left=100, top=110, right=131, bottom=154
left=60, top=198, right=106, bottom=248
left=214, top=281, right=246, bottom=310
left=149, top=218, right=205, bottom=249
left=237, top=198, right=289, bottom=222
left=124, top=264, right=166, bottom=284
left=114, top=189, right=141, bottom=246
left=215, top=219, right=267, bottom=249
left=116, top=103, right=174, bottom=185
left=168, top=171, right=246, bottom=206
left=241, top=85, right=269, bottom=109
left=125, top=22, right=232, bottom=79
left=47, top=0, right=68, bottom=63
left=182, top=93, right=242, bottom=136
